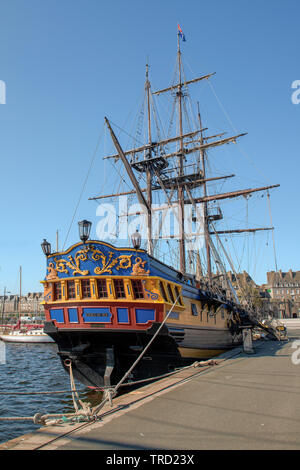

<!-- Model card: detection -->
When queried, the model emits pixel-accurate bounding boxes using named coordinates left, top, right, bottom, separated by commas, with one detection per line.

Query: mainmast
left=197, top=104, right=212, bottom=283
left=177, top=30, right=186, bottom=273
left=94, top=29, right=280, bottom=281
left=145, top=63, right=153, bottom=256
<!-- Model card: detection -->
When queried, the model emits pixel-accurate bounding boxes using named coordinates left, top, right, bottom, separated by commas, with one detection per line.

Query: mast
left=19, top=265, right=22, bottom=322
left=96, top=32, right=280, bottom=284
left=104, top=118, right=150, bottom=212
left=177, top=30, right=186, bottom=273
left=197, top=104, right=212, bottom=283
left=145, top=63, right=153, bottom=256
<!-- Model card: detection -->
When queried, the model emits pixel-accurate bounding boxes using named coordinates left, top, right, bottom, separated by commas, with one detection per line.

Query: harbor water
left=0, top=340, right=103, bottom=444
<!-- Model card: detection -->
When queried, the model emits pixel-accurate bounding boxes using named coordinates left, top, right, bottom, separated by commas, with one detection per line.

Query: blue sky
left=0, top=0, right=299, bottom=293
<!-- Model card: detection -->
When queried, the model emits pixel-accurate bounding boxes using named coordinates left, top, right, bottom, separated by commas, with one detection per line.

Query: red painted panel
left=45, top=301, right=164, bottom=330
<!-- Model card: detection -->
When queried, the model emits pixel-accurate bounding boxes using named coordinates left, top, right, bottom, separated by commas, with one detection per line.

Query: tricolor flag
left=178, top=24, right=186, bottom=42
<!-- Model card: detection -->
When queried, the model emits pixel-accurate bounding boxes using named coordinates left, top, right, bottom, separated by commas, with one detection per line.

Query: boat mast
left=197, top=104, right=212, bottom=283
left=177, top=31, right=186, bottom=273
left=19, top=266, right=22, bottom=323
left=145, top=63, right=153, bottom=256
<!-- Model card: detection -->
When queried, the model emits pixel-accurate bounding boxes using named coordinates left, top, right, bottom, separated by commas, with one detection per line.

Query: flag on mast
left=178, top=24, right=186, bottom=42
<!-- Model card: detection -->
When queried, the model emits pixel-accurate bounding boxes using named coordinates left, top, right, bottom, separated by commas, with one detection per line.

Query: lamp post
left=41, top=239, right=51, bottom=256
left=131, top=229, right=141, bottom=250
left=78, top=220, right=92, bottom=244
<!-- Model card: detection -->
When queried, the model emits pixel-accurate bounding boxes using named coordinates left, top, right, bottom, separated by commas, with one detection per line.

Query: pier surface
left=2, top=327, right=300, bottom=451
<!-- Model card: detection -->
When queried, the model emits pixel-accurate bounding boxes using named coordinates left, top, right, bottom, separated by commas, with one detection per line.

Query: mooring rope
left=0, top=295, right=222, bottom=426
left=90, top=293, right=182, bottom=417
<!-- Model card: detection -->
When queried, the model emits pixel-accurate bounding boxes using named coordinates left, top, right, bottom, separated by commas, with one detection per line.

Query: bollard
left=243, top=328, right=255, bottom=354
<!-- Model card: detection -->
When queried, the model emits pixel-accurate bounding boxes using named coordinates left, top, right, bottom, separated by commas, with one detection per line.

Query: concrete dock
left=1, top=327, right=300, bottom=451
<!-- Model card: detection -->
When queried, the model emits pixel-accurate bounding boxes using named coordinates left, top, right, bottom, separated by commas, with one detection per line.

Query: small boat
left=0, top=266, right=54, bottom=343
left=0, top=327, right=55, bottom=343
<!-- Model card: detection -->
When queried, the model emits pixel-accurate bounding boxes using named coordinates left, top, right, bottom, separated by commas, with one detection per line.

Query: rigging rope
left=207, top=80, right=272, bottom=185
left=91, top=293, right=182, bottom=416
left=62, top=123, right=105, bottom=250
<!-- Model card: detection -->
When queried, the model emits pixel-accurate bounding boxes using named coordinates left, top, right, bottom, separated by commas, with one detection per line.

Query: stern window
left=97, top=279, right=108, bottom=298
left=167, top=284, right=175, bottom=304
left=114, top=279, right=126, bottom=299
left=67, top=280, right=76, bottom=299
left=174, top=286, right=183, bottom=305
left=54, top=282, right=62, bottom=301
left=81, top=279, right=91, bottom=298
left=159, top=282, right=168, bottom=302
left=131, top=280, right=144, bottom=299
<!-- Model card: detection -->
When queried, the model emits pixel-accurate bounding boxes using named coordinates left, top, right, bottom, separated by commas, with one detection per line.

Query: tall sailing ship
left=41, top=28, right=279, bottom=388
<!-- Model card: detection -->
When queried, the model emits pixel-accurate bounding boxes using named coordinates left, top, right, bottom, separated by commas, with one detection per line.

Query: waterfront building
left=0, top=292, right=44, bottom=316
left=265, top=270, right=300, bottom=319
left=226, top=271, right=270, bottom=318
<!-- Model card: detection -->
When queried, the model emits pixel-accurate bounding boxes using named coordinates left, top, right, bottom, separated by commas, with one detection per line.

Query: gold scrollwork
left=46, top=262, right=59, bottom=280
left=116, top=255, right=133, bottom=270
left=131, top=257, right=150, bottom=276
left=94, top=251, right=133, bottom=275
left=54, top=246, right=90, bottom=276
left=51, top=244, right=135, bottom=277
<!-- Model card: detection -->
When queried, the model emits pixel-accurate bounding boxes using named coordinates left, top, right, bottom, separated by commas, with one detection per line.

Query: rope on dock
left=0, top=297, right=224, bottom=426
left=0, top=389, right=85, bottom=396
left=0, top=358, right=219, bottom=425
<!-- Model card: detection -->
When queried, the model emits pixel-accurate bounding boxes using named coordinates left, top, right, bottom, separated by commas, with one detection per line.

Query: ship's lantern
left=41, top=239, right=51, bottom=256
left=131, top=229, right=141, bottom=250
left=78, top=220, right=92, bottom=243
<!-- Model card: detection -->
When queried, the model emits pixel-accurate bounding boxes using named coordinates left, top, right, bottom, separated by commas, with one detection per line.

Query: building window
left=67, top=280, right=76, bottom=299
left=159, top=282, right=168, bottom=302
left=131, top=280, right=144, bottom=299
left=167, top=284, right=175, bottom=304
left=191, top=303, right=198, bottom=316
left=114, top=279, right=126, bottom=298
left=81, top=279, right=91, bottom=298
left=54, top=282, right=61, bottom=301
left=97, top=279, right=108, bottom=298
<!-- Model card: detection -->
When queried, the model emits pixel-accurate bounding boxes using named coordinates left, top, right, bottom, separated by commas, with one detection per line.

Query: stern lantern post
left=131, top=229, right=141, bottom=250
left=78, top=220, right=92, bottom=244
left=41, top=239, right=51, bottom=256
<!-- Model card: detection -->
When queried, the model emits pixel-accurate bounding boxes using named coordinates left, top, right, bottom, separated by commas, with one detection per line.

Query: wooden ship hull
left=42, top=241, right=246, bottom=388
